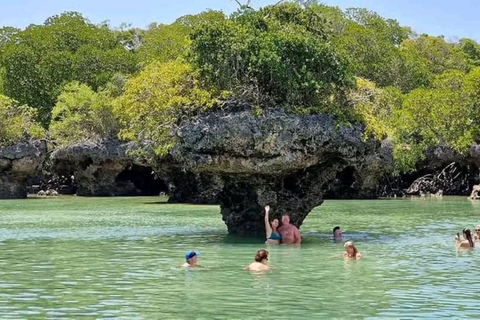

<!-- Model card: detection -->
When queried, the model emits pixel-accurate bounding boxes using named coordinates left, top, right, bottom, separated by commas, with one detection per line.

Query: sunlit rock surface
left=0, top=140, right=47, bottom=199
left=171, top=103, right=392, bottom=234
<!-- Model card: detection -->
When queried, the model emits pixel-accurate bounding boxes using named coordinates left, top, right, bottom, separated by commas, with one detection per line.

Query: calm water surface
left=1, top=196, right=480, bottom=319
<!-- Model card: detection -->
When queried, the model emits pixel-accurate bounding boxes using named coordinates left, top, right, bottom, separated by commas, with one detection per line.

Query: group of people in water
left=182, top=207, right=480, bottom=269
left=182, top=205, right=362, bottom=270
left=455, top=225, right=480, bottom=248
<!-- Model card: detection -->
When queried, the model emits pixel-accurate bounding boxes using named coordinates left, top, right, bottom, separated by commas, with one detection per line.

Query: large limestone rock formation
left=0, top=140, right=47, bottom=199
left=171, top=103, right=392, bottom=234
left=51, top=139, right=166, bottom=196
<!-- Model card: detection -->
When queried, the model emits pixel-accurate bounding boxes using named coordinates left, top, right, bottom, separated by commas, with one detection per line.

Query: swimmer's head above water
left=271, top=219, right=279, bottom=228
left=333, top=226, right=342, bottom=238
left=254, top=249, right=269, bottom=263
left=184, top=251, right=199, bottom=267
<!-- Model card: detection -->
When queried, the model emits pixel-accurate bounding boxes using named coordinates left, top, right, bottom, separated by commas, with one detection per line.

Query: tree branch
left=264, top=0, right=286, bottom=19
left=234, top=0, right=243, bottom=8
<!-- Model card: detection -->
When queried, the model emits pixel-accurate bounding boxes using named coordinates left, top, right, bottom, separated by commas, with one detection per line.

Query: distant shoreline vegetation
left=1, top=1, right=480, bottom=172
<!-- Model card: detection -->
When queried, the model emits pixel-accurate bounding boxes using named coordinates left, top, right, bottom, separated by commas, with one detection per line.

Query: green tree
left=0, top=12, right=138, bottom=126
left=351, top=78, right=402, bottom=140
left=459, top=38, right=480, bottom=66
left=190, top=3, right=353, bottom=112
left=0, top=95, right=44, bottom=147
left=114, top=60, right=219, bottom=155
left=397, top=35, right=470, bottom=91
left=137, top=10, right=225, bottom=63
left=50, top=82, right=118, bottom=145
left=386, top=69, right=480, bottom=171
left=0, top=27, right=20, bottom=55
left=328, top=8, right=411, bottom=88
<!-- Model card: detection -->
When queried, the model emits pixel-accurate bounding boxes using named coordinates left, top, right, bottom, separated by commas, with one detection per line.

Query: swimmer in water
left=264, top=205, right=281, bottom=244
left=343, top=241, right=362, bottom=259
left=182, top=251, right=200, bottom=267
left=455, top=229, right=474, bottom=249
left=278, top=214, right=301, bottom=244
left=333, top=226, right=342, bottom=242
left=474, top=225, right=480, bottom=242
left=245, top=249, right=271, bottom=271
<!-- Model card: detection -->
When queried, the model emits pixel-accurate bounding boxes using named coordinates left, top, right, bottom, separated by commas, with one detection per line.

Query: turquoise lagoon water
left=0, top=196, right=480, bottom=318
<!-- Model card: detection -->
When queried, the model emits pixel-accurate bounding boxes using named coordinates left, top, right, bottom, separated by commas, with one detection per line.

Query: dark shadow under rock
left=51, top=139, right=167, bottom=196
left=116, top=164, right=167, bottom=196
left=165, top=170, right=220, bottom=204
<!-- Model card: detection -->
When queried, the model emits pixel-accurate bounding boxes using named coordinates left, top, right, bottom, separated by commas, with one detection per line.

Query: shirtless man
left=278, top=214, right=301, bottom=244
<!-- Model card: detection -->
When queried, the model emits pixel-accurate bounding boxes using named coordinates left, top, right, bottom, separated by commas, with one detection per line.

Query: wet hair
left=463, top=228, right=474, bottom=247
left=254, top=249, right=269, bottom=262
left=344, top=241, right=358, bottom=258
left=333, top=226, right=340, bottom=234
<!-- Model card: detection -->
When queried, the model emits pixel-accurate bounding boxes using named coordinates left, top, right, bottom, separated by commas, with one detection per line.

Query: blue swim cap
left=185, top=251, right=199, bottom=260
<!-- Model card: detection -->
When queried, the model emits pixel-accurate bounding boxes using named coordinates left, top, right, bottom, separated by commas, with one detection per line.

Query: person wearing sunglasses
left=244, top=249, right=271, bottom=271
left=455, top=229, right=474, bottom=249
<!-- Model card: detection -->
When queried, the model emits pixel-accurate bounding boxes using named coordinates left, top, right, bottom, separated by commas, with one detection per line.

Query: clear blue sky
left=1, top=0, right=479, bottom=41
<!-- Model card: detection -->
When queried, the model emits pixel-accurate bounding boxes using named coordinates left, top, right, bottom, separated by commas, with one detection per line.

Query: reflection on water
left=0, top=196, right=479, bottom=318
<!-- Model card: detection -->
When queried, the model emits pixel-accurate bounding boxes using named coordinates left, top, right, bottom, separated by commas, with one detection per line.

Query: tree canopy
left=0, top=95, right=44, bottom=147
left=0, top=12, right=137, bottom=126
left=1, top=1, right=480, bottom=170
left=50, top=82, right=118, bottom=145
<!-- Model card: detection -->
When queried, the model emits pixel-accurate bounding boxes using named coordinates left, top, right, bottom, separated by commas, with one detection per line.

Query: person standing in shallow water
left=245, top=249, right=271, bottom=271
left=264, top=205, right=281, bottom=244
left=278, top=214, right=301, bottom=244
left=182, top=251, right=199, bottom=267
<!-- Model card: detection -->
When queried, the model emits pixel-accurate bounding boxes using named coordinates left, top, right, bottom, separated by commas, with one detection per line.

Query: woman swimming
left=264, top=205, right=281, bottom=244
left=244, top=249, right=271, bottom=271
left=455, top=228, right=474, bottom=248
left=343, top=241, right=362, bottom=259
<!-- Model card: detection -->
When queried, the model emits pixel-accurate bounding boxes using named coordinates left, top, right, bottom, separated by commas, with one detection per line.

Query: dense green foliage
left=0, top=12, right=137, bottom=126
left=190, top=3, right=352, bottom=111
left=114, top=60, right=220, bottom=155
left=50, top=82, right=118, bottom=145
left=0, top=95, right=44, bottom=147
left=1, top=1, right=480, bottom=169
left=137, top=11, right=225, bottom=63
